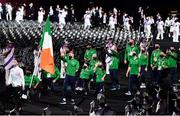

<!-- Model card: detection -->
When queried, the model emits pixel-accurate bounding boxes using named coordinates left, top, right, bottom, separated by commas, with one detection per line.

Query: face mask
left=160, top=55, right=164, bottom=58
left=98, top=64, right=103, bottom=68
left=129, top=42, right=133, bottom=46
left=132, top=52, right=137, bottom=56
left=93, top=57, right=97, bottom=60
left=170, top=49, right=175, bottom=52
left=69, top=56, right=73, bottom=59
left=155, top=47, right=159, bottom=49
left=83, top=66, right=87, bottom=69
left=142, top=50, right=145, bottom=53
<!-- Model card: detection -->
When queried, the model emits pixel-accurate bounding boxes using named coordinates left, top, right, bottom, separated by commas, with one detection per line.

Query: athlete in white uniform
left=173, top=20, right=180, bottom=42
left=19, top=6, right=24, bottom=21
left=123, top=14, right=130, bottom=31
left=59, top=8, right=67, bottom=29
left=109, top=14, right=115, bottom=30
left=156, top=19, right=164, bottom=40
left=84, top=10, right=91, bottom=30
left=6, top=3, right=13, bottom=21
left=15, top=8, right=22, bottom=24
left=0, top=3, right=3, bottom=20
left=144, top=16, right=153, bottom=39
left=165, top=17, right=171, bottom=37
left=103, top=13, right=107, bottom=27
left=49, top=6, right=54, bottom=17
left=170, top=17, right=176, bottom=36
left=38, top=7, right=45, bottom=24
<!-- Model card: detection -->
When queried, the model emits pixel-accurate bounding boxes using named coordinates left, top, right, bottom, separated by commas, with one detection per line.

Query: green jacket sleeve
left=76, top=61, right=80, bottom=71
left=150, top=52, right=154, bottom=65
left=54, top=66, right=61, bottom=80
left=111, top=50, right=120, bottom=58
left=124, top=46, right=128, bottom=61
left=146, top=53, right=149, bottom=68
left=84, top=50, right=89, bottom=60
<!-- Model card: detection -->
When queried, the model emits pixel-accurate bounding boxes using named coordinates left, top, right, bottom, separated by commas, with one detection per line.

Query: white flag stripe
left=4, top=48, right=14, bottom=63
left=42, top=32, right=54, bottom=56
left=5, top=61, right=14, bottom=70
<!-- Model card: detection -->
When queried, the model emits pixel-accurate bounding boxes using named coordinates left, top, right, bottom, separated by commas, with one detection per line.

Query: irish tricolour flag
left=40, top=17, right=55, bottom=74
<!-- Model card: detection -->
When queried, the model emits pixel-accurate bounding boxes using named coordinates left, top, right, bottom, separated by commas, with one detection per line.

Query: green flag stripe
left=40, top=16, right=51, bottom=48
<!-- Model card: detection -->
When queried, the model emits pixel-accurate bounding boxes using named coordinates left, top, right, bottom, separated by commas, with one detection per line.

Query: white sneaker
left=173, top=86, right=178, bottom=92
left=79, top=87, right=83, bottom=91
left=125, top=91, right=131, bottom=96
left=90, top=78, right=94, bottom=82
left=140, top=83, right=146, bottom=88
left=75, top=87, right=80, bottom=90
left=71, top=99, right=75, bottom=105
left=60, top=98, right=66, bottom=104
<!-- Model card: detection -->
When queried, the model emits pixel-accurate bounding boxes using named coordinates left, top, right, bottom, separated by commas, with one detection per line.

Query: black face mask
left=98, top=65, right=103, bottom=68
left=133, top=53, right=137, bottom=57
left=93, top=57, right=97, bottom=60
left=83, top=66, right=87, bottom=69
left=142, top=50, right=146, bottom=53
left=155, top=47, right=159, bottom=49
left=160, top=55, right=164, bottom=58
left=170, top=49, right=175, bottom=52
left=129, top=42, right=133, bottom=46
left=69, top=56, right=73, bottom=59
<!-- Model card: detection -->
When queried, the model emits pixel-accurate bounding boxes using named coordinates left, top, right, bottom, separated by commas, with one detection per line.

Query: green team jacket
left=62, top=55, right=80, bottom=76
left=80, top=67, right=91, bottom=80
left=150, top=49, right=162, bottom=68
left=24, top=74, right=40, bottom=87
left=129, top=57, right=140, bottom=75
left=84, top=48, right=97, bottom=61
left=124, top=44, right=139, bottom=62
left=166, top=51, right=178, bottom=68
left=138, top=52, right=149, bottom=68
left=157, top=57, right=169, bottom=70
left=95, top=67, right=106, bottom=83
left=109, top=50, right=120, bottom=70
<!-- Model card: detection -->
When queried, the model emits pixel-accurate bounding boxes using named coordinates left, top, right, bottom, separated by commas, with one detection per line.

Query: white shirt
left=157, top=21, right=164, bottom=29
left=103, top=14, right=107, bottom=23
left=144, top=19, right=152, bottom=28
left=165, top=19, right=171, bottom=27
left=49, top=8, right=54, bottom=16
left=9, top=66, right=25, bottom=89
left=174, top=22, right=180, bottom=31
left=7, top=4, right=12, bottom=13
left=33, top=50, right=39, bottom=65
left=84, top=13, right=91, bottom=24
left=0, top=6, right=3, bottom=13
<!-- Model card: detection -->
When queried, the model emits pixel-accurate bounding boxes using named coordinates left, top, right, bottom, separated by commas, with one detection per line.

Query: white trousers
left=60, top=61, right=66, bottom=79
left=156, top=28, right=164, bottom=39
left=173, top=30, right=179, bottom=42
left=6, top=12, right=12, bottom=20
left=5, top=70, right=10, bottom=86
left=144, top=26, right=151, bottom=38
